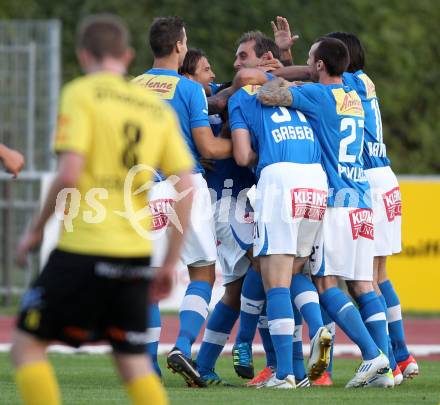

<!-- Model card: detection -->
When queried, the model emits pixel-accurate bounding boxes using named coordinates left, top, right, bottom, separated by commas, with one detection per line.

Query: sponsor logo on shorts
left=24, top=309, right=41, bottom=331
left=291, top=188, right=327, bottom=220
left=107, top=327, right=148, bottom=345
left=149, top=198, right=175, bottom=230
left=64, top=326, right=89, bottom=341
left=382, top=187, right=402, bottom=222
left=243, top=211, right=254, bottom=224
left=349, top=208, right=374, bottom=240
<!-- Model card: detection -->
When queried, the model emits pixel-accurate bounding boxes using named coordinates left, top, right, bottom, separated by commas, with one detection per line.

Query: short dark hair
left=325, top=32, right=365, bottom=72
left=179, top=48, right=206, bottom=76
left=149, top=16, right=185, bottom=58
left=77, top=14, right=130, bottom=60
left=313, top=37, right=349, bottom=77
left=238, top=30, right=281, bottom=60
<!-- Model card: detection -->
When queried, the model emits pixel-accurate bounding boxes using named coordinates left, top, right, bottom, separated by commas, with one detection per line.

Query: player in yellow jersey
left=12, top=14, right=194, bottom=405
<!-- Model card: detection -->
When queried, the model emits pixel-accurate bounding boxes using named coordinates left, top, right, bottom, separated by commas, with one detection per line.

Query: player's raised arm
left=271, top=16, right=299, bottom=66
left=257, top=77, right=294, bottom=106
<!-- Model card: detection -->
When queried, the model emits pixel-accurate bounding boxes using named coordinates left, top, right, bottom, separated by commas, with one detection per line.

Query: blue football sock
left=292, top=304, right=306, bottom=380
left=356, top=291, right=389, bottom=358
left=236, top=267, right=265, bottom=344
left=267, top=288, right=295, bottom=380
left=196, top=301, right=239, bottom=375
left=379, top=280, right=410, bottom=362
left=321, top=305, right=335, bottom=375
left=320, top=287, right=379, bottom=361
left=175, top=281, right=212, bottom=358
left=291, top=273, right=323, bottom=339
left=378, top=292, right=398, bottom=370
left=258, top=303, right=276, bottom=368
left=146, top=303, right=161, bottom=377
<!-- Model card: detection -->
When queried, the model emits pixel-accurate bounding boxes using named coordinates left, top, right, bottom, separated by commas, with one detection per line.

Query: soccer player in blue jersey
left=228, top=75, right=332, bottom=389
left=325, top=31, right=418, bottom=384
left=132, top=16, right=232, bottom=387
left=178, top=45, right=260, bottom=386
left=258, top=37, right=392, bottom=388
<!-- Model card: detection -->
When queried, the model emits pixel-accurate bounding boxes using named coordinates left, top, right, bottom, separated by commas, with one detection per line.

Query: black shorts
left=17, top=249, right=153, bottom=354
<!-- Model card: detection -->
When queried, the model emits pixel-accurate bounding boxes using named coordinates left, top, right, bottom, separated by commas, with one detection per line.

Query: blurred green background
left=1, top=0, right=439, bottom=174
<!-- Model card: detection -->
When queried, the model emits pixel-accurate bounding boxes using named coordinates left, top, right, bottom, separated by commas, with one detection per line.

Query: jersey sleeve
left=158, top=108, right=195, bottom=177
left=54, top=83, right=92, bottom=155
left=289, top=84, right=321, bottom=114
left=209, top=82, right=221, bottom=95
left=228, top=91, right=249, bottom=131
left=188, top=82, right=210, bottom=129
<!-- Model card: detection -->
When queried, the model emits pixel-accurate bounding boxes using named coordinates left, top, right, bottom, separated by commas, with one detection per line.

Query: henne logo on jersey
left=242, top=84, right=261, bottom=95
left=349, top=208, right=374, bottom=240
left=291, top=188, right=327, bottom=221
left=332, top=88, right=364, bottom=117
left=133, top=74, right=179, bottom=100
left=358, top=73, right=377, bottom=99
left=382, top=187, right=402, bottom=222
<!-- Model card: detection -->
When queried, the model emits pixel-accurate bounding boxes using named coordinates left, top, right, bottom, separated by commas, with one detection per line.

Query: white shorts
left=310, top=207, right=374, bottom=281
left=253, top=162, right=327, bottom=257
left=215, top=196, right=254, bottom=285
left=148, top=173, right=217, bottom=267
left=365, top=166, right=402, bottom=256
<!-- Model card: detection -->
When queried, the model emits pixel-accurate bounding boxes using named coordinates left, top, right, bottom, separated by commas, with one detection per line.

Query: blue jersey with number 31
left=289, top=83, right=370, bottom=208
left=229, top=84, right=321, bottom=179
left=342, top=71, right=390, bottom=169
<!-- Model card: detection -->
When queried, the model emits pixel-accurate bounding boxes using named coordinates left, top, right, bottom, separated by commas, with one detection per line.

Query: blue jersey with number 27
left=229, top=84, right=321, bottom=179
left=289, top=83, right=370, bottom=208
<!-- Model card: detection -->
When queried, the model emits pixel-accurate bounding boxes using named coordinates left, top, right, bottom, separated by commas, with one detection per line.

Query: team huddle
left=10, top=13, right=419, bottom=405
left=137, top=16, right=418, bottom=390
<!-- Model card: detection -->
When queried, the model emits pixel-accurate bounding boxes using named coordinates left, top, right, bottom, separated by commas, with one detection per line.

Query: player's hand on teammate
left=257, top=51, right=284, bottom=72
left=150, top=264, right=175, bottom=301
left=0, top=145, right=25, bottom=178
left=271, top=16, right=299, bottom=51
left=15, top=223, right=44, bottom=267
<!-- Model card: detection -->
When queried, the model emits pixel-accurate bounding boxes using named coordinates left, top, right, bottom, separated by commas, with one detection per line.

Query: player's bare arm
left=273, top=65, right=312, bottom=81
left=257, top=77, right=293, bottom=107
left=232, top=68, right=269, bottom=89
left=207, top=86, right=234, bottom=114
left=271, top=16, right=298, bottom=66
left=192, top=126, right=232, bottom=159
left=15, top=151, right=85, bottom=266
left=0, top=144, right=25, bottom=177
left=231, top=128, right=257, bottom=167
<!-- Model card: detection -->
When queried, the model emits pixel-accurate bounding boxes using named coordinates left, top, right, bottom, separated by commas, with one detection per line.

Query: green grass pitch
left=1, top=354, right=439, bottom=404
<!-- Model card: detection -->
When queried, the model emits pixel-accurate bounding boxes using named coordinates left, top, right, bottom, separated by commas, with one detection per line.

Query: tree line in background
left=1, top=0, right=439, bottom=173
